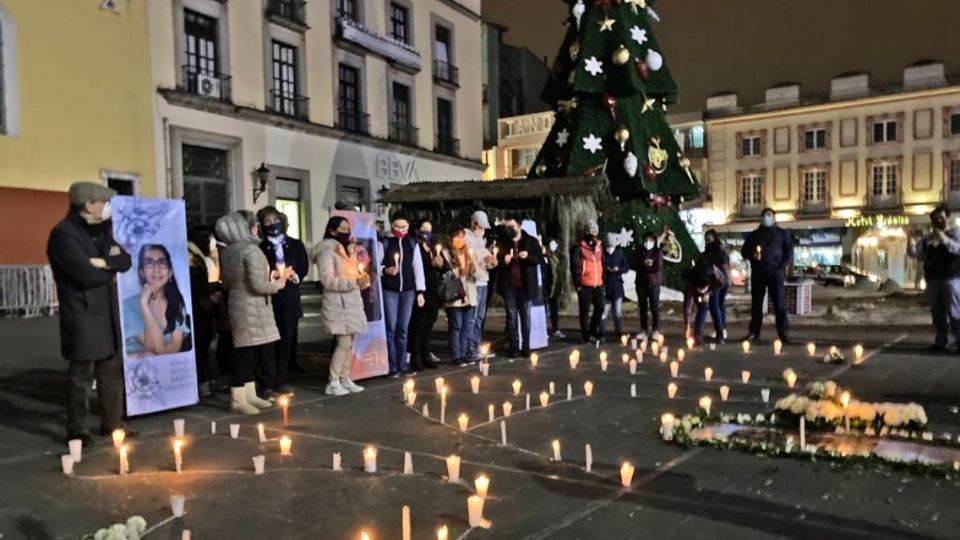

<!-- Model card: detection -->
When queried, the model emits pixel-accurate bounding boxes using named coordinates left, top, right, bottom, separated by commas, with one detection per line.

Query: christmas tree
left=529, top=0, right=700, bottom=288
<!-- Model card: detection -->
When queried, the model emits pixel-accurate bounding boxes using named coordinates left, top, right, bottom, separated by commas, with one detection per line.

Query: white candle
left=630, top=383, right=637, bottom=397
left=119, top=444, right=129, bottom=476
left=806, top=342, right=816, bottom=357
left=440, top=386, right=448, bottom=424
left=61, top=454, right=74, bottom=475
left=407, top=391, right=417, bottom=406
left=500, top=421, right=507, bottom=445
left=488, top=403, right=495, bottom=422
left=551, top=439, right=561, bottom=461
left=253, top=455, right=265, bottom=475
left=404, top=379, right=415, bottom=398
left=229, top=424, right=240, bottom=439
left=742, top=340, right=751, bottom=354
left=784, top=369, right=797, bottom=388
left=841, top=391, right=851, bottom=432
left=525, top=393, right=531, bottom=410
left=480, top=342, right=491, bottom=359
left=720, top=385, right=730, bottom=401
left=761, top=388, right=770, bottom=403
left=512, top=379, right=522, bottom=396
left=773, top=339, right=782, bottom=355
left=458, top=414, right=469, bottom=432
left=639, top=340, right=648, bottom=353
left=480, top=362, right=489, bottom=376
left=169, top=494, right=185, bottom=518
left=635, top=349, right=643, bottom=363
left=112, top=429, right=125, bottom=449
left=471, top=376, right=480, bottom=394
left=621, top=334, right=629, bottom=347
left=667, top=382, right=678, bottom=399
left=364, top=446, right=378, bottom=473
left=173, top=438, right=184, bottom=472
left=659, top=351, right=668, bottom=363
left=446, top=455, right=461, bottom=482
left=670, top=361, right=679, bottom=378
left=656, top=334, right=665, bottom=347
left=600, top=357, right=609, bottom=371
left=540, top=391, right=550, bottom=407
left=182, top=530, right=191, bottom=540
left=467, top=495, right=483, bottom=527
left=799, top=417, right=806, bottom=449
left=258, top=423, right=267, bottom=443
left=620, top=462, right=635, bottom=489
left=437, top=525, right=449, bottom=540
left=475, top=474, right=490, bottom=498
left=677, top=349, right=686, bottom=362
left=210, top=421, right=217, bottom=435
left=651, top=342, right=660, bottom=356
left=566, top=383, right=573, bottom=400
left=629, top=359, right=638, bottom=375
left=530, top=353, right=539, bottom=368
left=435, top=377, right=445, bottom=394
left=502, top=401, right=512, bottom=417
left=741, top=370, right=751, bottom=384
left=584, top=380, right=594, bottom=397
left=403, top=451, right=413, bottom=474
left=853, top=344, right=864, bottom=364
left=402, top=505, right=412, bottom=540
left=173, top=418, right=185, bottom=437
left=332, top=452, right=342, bottom=471
left=630, top=338, right=638, bottom=349
left=422, top=403, right=430, bottom=417
left=686, top=337, right=695, bottom=350
left=68, top=439, right=83, bottom=463
left=704, top=367, right=713, bottom=381
left=549, top=382, right=555, bottom=395
left=699, top=396, right=712, bottom=416
left=279, top=436, right=292, bottom=456
left=599, top=350, right=608, bottom=364
left=569, top=353, right=578, bottom=370
left=661, top=413, right=675, bottom=440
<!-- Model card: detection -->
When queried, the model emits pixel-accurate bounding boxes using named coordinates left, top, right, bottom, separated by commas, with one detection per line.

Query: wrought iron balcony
left=267, top=0, right=307, bottom=28
left=181, top=65, right=232, bottom=101
left=337, top=107, right=371, bottom=135
left=388, top=122, right=419, bottom=146
left=268, top=90, right=310, bottom=120
left=334, top=16, right=421, bottom=71
left=435, top=134, right=460, bottom=157
left=433, top=60, right=459, bottom=87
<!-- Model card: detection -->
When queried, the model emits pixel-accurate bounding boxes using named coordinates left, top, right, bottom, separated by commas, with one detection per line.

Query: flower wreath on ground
left=82, top=516, right=147, bottom=540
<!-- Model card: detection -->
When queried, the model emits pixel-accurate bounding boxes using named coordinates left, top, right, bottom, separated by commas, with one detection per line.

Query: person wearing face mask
left=633, top=231, right=664, bottom=341
left=48, top=182, right=133, bottom=445
left=408, top=220, right=444, bottom=370
left=380, top=213, right=427, bottom=377
left=442, top=226, right=479, bottom=365
left=907, top=205, right=960, bottom=352
left=496, top=218, right=543, bottom=358
left=187, top=225, right=219, bottom=397
left=741, top=208, right=794, bottom=343
left=600, top=233, right=629, bottom=340
left=682, top=257, right=727, bottom=344
left=465, top=210, right=498, bottom=362
left=543, top=238, right=565, bottom=338
left=701, top=229, right=730, bottom=342
left=570, top=220, right=605, bottom=344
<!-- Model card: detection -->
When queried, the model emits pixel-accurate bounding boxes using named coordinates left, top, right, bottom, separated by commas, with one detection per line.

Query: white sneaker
left=636, top=331, right=648, bottom=341
left=652, top=331, right=663, bottom=341
left=325, top=382, right=350, bottom=396
left=553, top=330, right=567, bottom=339
left=723, top=329, right=728, bottom=340
left=340, top=379, right=364, bottom=393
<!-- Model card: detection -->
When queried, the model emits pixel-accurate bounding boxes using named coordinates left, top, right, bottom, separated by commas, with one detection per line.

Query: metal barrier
left=0, top=265, right=59, bottom=318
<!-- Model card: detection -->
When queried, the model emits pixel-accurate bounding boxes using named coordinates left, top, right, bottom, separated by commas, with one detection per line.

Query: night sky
left=482, top=0, right=960, bottom=113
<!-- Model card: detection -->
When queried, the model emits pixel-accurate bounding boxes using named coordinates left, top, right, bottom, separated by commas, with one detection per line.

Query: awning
left=378, top=175, right=616, bottom=207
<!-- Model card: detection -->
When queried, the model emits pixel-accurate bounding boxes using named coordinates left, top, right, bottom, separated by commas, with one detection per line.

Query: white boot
left=325, top=381, right=350, bottom=396
left=244, top=382, right=273, bottom=409
left=340, top=379, right=364, bottom=393
left=230, top=387, right=259, bottom=415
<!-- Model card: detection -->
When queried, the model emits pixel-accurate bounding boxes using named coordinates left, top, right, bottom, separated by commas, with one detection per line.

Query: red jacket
left=570, top=239, right=604, bottom=288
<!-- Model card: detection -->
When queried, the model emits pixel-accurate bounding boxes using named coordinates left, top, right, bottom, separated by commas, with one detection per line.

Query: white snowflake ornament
left=556, top=128, right=570, bottom=148
left=624, top=152, right=639, bottom=177
left=584, top=56, right=604, bottom=77
left=582, top=134, right=603, bottom=154
left=630, top=26, right=648, bottom=46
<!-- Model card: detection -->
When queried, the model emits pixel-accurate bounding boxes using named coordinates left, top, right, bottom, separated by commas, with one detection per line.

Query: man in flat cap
left=47, top=182, right=133, bottom=445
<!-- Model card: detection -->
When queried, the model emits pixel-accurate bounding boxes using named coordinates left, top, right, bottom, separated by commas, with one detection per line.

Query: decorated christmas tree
left=528, top=0, right=700, bottom=288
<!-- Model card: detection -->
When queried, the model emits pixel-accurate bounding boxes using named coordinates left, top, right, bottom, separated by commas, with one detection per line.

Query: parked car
left=793, top=265, right=822, bottom=280
left=817, top=265, right=872, bottom=287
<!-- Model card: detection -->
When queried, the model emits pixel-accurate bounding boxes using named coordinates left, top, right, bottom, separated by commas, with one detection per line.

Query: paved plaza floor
left=2, top=312, right=960, bottom=539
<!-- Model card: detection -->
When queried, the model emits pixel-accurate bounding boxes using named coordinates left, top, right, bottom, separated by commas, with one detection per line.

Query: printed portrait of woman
left=123, top=244, right=193, bottom=357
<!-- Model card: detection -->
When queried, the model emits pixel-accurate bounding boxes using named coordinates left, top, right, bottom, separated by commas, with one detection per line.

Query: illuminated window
left=740, top=175, right=762, bottom=207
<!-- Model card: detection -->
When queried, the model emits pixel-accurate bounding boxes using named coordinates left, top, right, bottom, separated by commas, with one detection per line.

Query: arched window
left=0, top=1, right=18, bottom=136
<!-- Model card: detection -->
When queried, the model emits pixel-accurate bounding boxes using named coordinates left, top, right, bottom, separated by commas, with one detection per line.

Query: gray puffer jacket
left=215, top=213, right=282, bottom=348
left=314, top=238, right=368, bottom=336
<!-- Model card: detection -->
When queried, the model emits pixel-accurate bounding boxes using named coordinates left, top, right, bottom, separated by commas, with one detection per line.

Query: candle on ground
left=629, top=359, right=638, bottom=374
left=667, top=382, right=678, bottom=399
left=406, top=391, right=417, bottom=406
left=402, top=505, right=412, bottom=540
left=699, top=396, right=712, bottom=416
left=467, top=495, right=483, bottom=528
left=471, top=376, right=480, bottom=394
left=253, top=455, right=266, bottom=474
left=332, top=452, right=342, bottom=471
left=639, top=340, right=648, bottom=353
left=704, top=367, right=713, bottom=381
left=622, top=352, right=630, bottom=362
left=512, top=379, right=522, bottom=396
left=440, top=386, right=448, bottom=424
left=720, top=385, right=730, bottom=401
left=446, top=455, right=461, bottom=482
left=686, top=336, right=695, bottom=350
left=566, top=383, right=572, bottom=400
left=806, top=342, right=816, bottom=357
left=361, top=532, right=371, bottom=540
left=620, top=462, right=635, bottom=489
left=61, top=455, right=74, bottom=475
left=773, top=339, right=783, bottom=355
left=630, top=338, right=638, bottom=350
left=530, top=353, right=539, bottom=368
left=651, top=342, right=660, bottom=356
left=279, top=436, right=292, bottom=456
left=569, top=353, right=578, bottom=370
left=599, top=350, right=608, bottom=364
left=841, top=391, right=851, bottom=432
left=669, top=361, right=679, bottom=378
left=677, top=349, right=686, bottom=362
left=525, top=393, right=531, bottom=410
left=549, top=382, right=555, bottom=395
left=119, top=444, right=129, bottom=476
left=500, top=421, right=507, bottom=445
left=173, top=438, right=184, bottom=472
left=741, top=370, right=751, bottom=384
left=635, top=349, right=643, bottom=363
left=475, top=474, right=490, bottom=498
left=784, top=369, right=797, bottom=388
left=480, top=362, right=489, bottom=378
left=258, top=423, right=266, bottom=443
left=853, top=344, right=864, bottom=364
left=422, top=403, right=430, bottom=417
left=458, top=413, right=469, bottom=432
left=742, top=340, right=751, bottom=354
left=621, top=334, right=629, bottom=347
left=800, top=417, right=806, bottom=449
left=112, top=429, right=125, bottom=449
left=401, top=451, right=413, bottom=475
left=437, top=525, right=449, bottom=540
left=228, top=423, right=239, bottom=438
left=761, top=388, right=770, bottom=403
left=656, top=334, right=665, bottom=347
left=540, top=391, right=550, bottom=407
left=363, top=446, right=378, bottom=473
left=502, top=401, right=512, bottom=417
left=661, top=413, right=675, bottom=441
left=584, top=380, right=594, bottom=397
left=488, top=403, right=495, bottom=422
left=210, top=421, right=216, bottom=435
left=585, top=443, right=593, bottom=472
left=434, top=377, right=445, bottom=394
left=173, top=418, right=185, bottom=437
left=480, top=342, right=491, bottom=359
left=630, top=383, right=637, bottom=397
left=659, top=351, right=668, bottom=363
left=404, top=379, right=415, bottom=397
left=551, top=439, right=561, bottom=461
left=600, top=357, right=609, bottom=372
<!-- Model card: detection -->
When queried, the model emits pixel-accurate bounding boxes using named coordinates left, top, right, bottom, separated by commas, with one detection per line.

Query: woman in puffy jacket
left=313, top=216, right=370, bottom=396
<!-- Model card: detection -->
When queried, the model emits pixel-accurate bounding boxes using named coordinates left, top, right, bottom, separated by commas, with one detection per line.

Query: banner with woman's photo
left=112, top=197, right=198, bottom=415
left=331, top=210, right=390, bottom=380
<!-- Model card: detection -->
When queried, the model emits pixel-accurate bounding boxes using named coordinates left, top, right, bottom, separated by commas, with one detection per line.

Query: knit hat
left=471, top=210, right=491, bottom=230
left=585, top=219, right=599, bottom=235
left=68, top=182, right=116, bottom=206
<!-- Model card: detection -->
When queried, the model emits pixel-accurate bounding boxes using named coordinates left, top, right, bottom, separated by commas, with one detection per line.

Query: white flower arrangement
left=820, top=347, right=845, bottom=364
left=774, top=381, right=927, bottom=432
left=84, top=516, right=146, bottom=540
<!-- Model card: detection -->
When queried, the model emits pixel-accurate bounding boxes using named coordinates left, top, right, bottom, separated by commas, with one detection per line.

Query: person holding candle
left=632, top=230, right=664, bottom=342
left=215, top=211, right=286, bottom=414
left=47, top=182, right=133, bottom=444
left=681, top=257, right=727, bottom=345
left=256, top=207, right=309, bottom=398
left=741, top=208, right=794, bottom=344
left=702, top=229, right=730, bottom=343
left=187, top=226, right=220, bottom=397
left=380, top=214, right=426, bottom=377
left=443, top=226, right=479, bottom=365
left=600, top=232, right=629, bottom=341
left=496, top=218, right=543, bottom=359
left=543, top=239, right=565, bottom=339
left=465, top=211, right=498, bottom=362
left=408, top=220, right=444, bottom=370
left=314, top=217, right=370, bottom=395
left=907, top=205, right=960, bottom=352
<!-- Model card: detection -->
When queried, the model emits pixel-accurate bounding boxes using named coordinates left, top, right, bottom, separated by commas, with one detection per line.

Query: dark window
left=182, top=144, right=230, bottom=228
left=337, top=177, right=368, bottom=212
left=804, top=128, right=826, bottom=150
left=338, top=63, right=362, bottom=131
left=271, top=40, right=298, bottom=115
left=185, top=9, right=218, bottom=76
left=873, top=119, right=897, bottom=143
left=337, top=0, right=356, bottom=21
left=949, top=159, right=960, bottom=192
left=107, top=178, right=136, bottom=196
left=741, top=135, right=761, bottom=157
left=392, top=83, right=411, bottom=128
left=390, top=3, right=409, bottom=44
left=437, top=98, right=453, bottom=140
left=951, top=113, right=960, bottom=136
left=871, top=163, right=897, bottom=196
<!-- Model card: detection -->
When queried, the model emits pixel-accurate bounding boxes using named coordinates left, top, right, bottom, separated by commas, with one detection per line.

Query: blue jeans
left=693, top=297, right=723, bottom=339
left=467, top=285, right=488, bottom=358
left=709, top=285, right=728, bottom=333
left=504, top=286, right=532, bottom=355
left=446, top=306, right=477, bottom=361
left=600, top=296, right=624, bottom=337
left=384, top=289, right=415, bottom=373
left=637, top=284, right=661, bottom=333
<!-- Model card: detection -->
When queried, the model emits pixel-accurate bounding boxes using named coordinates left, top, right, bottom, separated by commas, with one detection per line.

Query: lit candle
left=471, top=376, right=480, bottom=394
left=549, top=382, right=555, bottom=395
left=512, top=379, right=522, bottom=396
left=773, top=339, right=783, bottom=355
left=686, top=337, right=695, bottom=350
left=361, top=531, right=371, bottom=540
left=806, top=342, right=816, bottom=357
left=635, top=349, right=644, bottom=363
left=742, top=340, right=751, bottom=354
left=170, top=494, right=186, bottom=518
left=629, top=359, right=638, bottom=375
left=551, top=439, right=561, bottom=461
left=639, top=340, right=648, bottom=353
left=530, top=353, right=539, bottom=368
left=253, top=455, right=266, bottom=474
left=600, top=357, right=609, bottom=372
left=540, top=391, right=550, bottom=407
left=525, top=393, right=531, bottom=410
left=660, top=413, right=675, bottom=440
left=402, top=505, right=411, bottom=540
left=440, top=386, right=448, bottom=425
left=112, top=429, right=125, bottom=449
left=446, top=454, right=461, bottom=482
left=467, top=495, right=483, bottom=528
left=656, top=334, right=665, bottom=347
left=569, top=353, right=578, bottom=370
left=211, top=421, right=216, bottom=434
left=677, top=349, right=686, bottom=362
left=699, top=396, right=712, bottom=415
left=434, top=377, right=445, bottom=394
left=659, top=351, right=668, bottom=363
left=599, top=350, right=608, bottom=364
left=406, top=391, right=417, bottom=406
left=403, top=451, right=413, bottom=474
left=761, top=388, right=770, bottom=403
left=502, top=401, right=512, bottom=417
left=475, top=474, right=490, bottom=498
left=620, top=462, right=635, bottom=489
left=358, top=263, right=365, bottom=276
left=404, top=379, right=415, bottom=397
left=363, top=446, right=378, bottom=473
left=61, top=454, right=74, bottom=475
left=279, top=436, right=292, bottom=456
left=841, top=391, right=851, bottom=432
left=437, top=525, right=449, bottom=540
left=332, top=452, right=341, bottom=471
left=276, top=262, right=287, bottom=278
left=784, top=369, right=797, bottom=388
left=258, top=423, right=266, bottom=443
left=435, top=243, right=442, bottom=256
left=800, top=417, right=807, bottom=450
left=119, top=444, right=129, bottom=476
left=584, top=380, right=594, bottom=397
left=621, top=334, right=629, bottom=347
left=585, top=443, right=594, bottom=472
left=500, top=420, right=507, bottom=445
left=853, top=344, right=864, bottom=364
left=630, top=338, right=638, bottom=350
left=488, top=403, right=495, bottom=422
left=480, top=342, right=491, bottom=359
left=394, top=252, right=400, bottom=265
left=620, top=353, right=628, bottom=364
left=458, top=413, right=469, bottom=432
left=670, top=361, right=679, bottom=378
left=173, top=438, right=184, bottom=472
left=480, top=362, right=489, bottom=376
left=651, top=342, right=660, bottom=356
left=667, top=382, right=678, bottom=399
left=630, top=383, right=637, bottom=397
left=720, top=385, right=730, bottom=401
left=704, top=367, right=713, bottom=381
left=741, top=370, right=751, bottom=384
left=173, top=418, right=185, bottom=437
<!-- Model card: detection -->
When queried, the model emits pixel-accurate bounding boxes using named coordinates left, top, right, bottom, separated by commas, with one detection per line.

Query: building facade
left=705, top=62, right=960, bottom=286
left=148, top=0, right=484, bottom=242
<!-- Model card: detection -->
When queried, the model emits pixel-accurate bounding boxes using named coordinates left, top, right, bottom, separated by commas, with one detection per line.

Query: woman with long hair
left=313, top=216, right=369, bottom=395
left=123, top=244, right=191, bottom=356
left=443, top=225, right=478, bottom=366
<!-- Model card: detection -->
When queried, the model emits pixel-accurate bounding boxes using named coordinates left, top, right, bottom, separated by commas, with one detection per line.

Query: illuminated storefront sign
left=844, top=214, right=910, bottom=229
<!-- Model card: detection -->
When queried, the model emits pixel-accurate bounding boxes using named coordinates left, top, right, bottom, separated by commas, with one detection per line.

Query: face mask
left=452, top=237, right=466, bottom=250
left=548, top=241, right=558, bottom=253
left=392, top=227, right=408, bottom=239
left=419, top=230, right=432, bottom=243
left=761, top=215, right=775, bottom=227
left=505, top=227, right=517, bottom=239
left=584, top=233, right=595, bottom=242
left=100, top=201, right=113, bottom=221
left=605, top=246, right=615, bottom=255
left=644, top=240, right=655, bottom=250
left=264, top=222, right=283, bottom=237
left=334, top=232, right=351, bottom=248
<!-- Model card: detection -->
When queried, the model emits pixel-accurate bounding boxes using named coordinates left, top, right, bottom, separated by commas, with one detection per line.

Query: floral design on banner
left=113, top=198, right=166, bottom=249
left=126, top=360, right=166, bottom=408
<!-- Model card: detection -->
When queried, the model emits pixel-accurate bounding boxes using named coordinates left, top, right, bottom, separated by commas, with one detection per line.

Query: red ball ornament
left=643, top=163, right=657, bottom=182
left=635, top=58, right=650, bottom=81
left=602, top=93, right=617, bottom=120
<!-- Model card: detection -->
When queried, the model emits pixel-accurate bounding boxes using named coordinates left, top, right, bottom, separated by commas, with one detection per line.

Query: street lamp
left=253, top=163, right=270, bottom=203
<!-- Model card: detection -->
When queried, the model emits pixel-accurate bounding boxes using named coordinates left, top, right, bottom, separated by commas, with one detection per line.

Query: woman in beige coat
left=314, top=216, right=370, bottom=396
left=443, top=225, right=478, bottom=366
left=215, top=211, right=287, bottom=414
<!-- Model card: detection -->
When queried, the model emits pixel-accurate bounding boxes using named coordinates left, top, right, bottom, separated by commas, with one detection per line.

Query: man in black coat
left=741, top=208, right=794, bottom=343
left=407, top=220, right=444, bottom=370
left=496, top=218, right=543, bottom=358
left=257, top=207, right=309, bottom=397
left=47, top=182, right=132, bottom=445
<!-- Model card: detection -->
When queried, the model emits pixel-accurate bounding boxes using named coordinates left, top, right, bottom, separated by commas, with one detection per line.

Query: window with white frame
left=337, top=0, right=357, bottom=21
left=741, top=135, right=761, bottom=157
left=389, top=3, right=409, bottom=44
left=740, top=175, right=763, bottom=207
left=803, top=169, right=826, bottom=202
left=804, top=127, right=827, bottom=150
left=871, top=162, right=897, bottom=196
left=949, top=158, right=960, bottom=192
left=872, top=119, right=898, bottom=143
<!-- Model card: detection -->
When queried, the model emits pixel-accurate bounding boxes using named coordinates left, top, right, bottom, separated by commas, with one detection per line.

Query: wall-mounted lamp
left=253, top=163, right=270, bottom=203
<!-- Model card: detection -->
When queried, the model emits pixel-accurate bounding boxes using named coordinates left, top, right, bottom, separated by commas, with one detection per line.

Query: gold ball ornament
left=569, top=41, right=581, bottom=61
left=612, top=45, right=630, bottom=66
left=614, top=126, right=631, bottom=151
left=535, top=163, right=548, bottom=177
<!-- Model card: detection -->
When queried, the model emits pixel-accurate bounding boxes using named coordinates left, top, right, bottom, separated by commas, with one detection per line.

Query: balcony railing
left=433, top=60, right=459, bottom=87
left=867, top=192, right=901, bottom=210
left=388, top=122, right=419, bottom=146
left=268, top=90, right=310, bottom=120
left=738, top=204, right=764, bottom=218
left=799, top=199, right=829, bottom=215
left=334, top=14, right=421, bottom=71
left=435, top=134, right=460, bottom=157
left=337, top=107, right=370, bottom=135
left=181, top=65, right=232, bottom=101
left=267, top=0, right=307, bottom=27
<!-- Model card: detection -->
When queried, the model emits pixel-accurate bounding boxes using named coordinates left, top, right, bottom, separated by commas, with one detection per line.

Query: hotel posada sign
left=844, top=213, right=910, bottom=229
